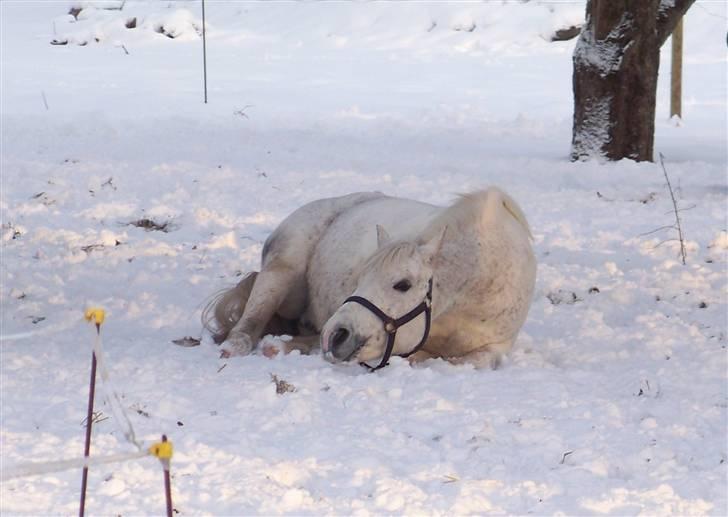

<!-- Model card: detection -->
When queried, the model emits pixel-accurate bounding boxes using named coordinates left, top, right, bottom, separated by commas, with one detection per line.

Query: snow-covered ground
left=1, top=1, right=726, bottom=514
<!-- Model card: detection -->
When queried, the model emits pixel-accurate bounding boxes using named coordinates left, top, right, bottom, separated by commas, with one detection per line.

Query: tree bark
left=657, top=0, right=695, bottom=46
left=570, top=0, right=695, bottom=162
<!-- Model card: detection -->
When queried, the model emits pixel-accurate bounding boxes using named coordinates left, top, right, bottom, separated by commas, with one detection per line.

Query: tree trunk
left=570, top=0, right=695, bottom=162
left=571, top=0, right=660, bottom=162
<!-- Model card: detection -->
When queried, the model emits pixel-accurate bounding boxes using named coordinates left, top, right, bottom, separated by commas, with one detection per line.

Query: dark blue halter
left=343, top=278, right=433, bottom=371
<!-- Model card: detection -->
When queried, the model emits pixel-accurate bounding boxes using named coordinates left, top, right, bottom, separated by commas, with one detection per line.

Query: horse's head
left=322, top=225, right=446, bottom=367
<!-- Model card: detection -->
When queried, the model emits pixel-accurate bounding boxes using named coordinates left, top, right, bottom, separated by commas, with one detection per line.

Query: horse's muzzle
left=323, top=325, right=365, bottom=363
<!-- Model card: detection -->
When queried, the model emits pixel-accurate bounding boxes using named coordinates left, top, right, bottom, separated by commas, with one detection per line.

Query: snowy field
left=1, top=1, right=727, bottom=515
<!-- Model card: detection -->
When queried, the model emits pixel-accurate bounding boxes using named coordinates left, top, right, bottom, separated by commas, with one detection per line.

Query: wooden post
left=670, top=17, right=683, bottom=119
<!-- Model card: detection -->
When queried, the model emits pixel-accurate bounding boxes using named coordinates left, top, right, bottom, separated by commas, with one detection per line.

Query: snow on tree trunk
left=571, top=0, right=660, bottom=162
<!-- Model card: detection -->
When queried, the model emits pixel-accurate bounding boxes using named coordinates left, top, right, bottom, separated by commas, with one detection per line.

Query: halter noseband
left=342, top=278, right=433, bottom=371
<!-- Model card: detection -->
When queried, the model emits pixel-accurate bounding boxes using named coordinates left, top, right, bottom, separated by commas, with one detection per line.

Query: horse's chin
left=353, top=340, right=391, bottom=364
left=323, top=337, right=377, bottom=364
left=322, top=349, right=360, bottom=365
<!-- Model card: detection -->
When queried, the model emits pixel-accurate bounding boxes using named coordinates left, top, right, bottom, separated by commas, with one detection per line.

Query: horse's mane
left=363, top=240, right=419, bottom=271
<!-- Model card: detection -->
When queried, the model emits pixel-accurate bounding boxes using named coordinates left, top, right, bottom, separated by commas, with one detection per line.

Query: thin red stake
left=162, top=435, right=173, bottom=517
left=79, top=324, right=100, bottom=517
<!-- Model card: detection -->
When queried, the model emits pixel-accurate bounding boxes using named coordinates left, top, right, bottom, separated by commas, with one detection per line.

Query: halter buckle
left=384, top=322, right=396, bottom=334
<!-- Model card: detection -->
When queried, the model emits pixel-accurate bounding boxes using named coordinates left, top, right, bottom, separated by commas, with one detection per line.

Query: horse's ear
left=376, top=225, right=392, bottom=248
left=419, top=225, right=447, bottom=263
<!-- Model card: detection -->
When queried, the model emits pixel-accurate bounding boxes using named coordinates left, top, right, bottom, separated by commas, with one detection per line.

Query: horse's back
left=261, top=192, right=385, bottom=268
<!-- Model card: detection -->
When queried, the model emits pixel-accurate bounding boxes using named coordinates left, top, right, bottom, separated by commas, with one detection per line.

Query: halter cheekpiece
left=343, top=278, right=433, bottom=371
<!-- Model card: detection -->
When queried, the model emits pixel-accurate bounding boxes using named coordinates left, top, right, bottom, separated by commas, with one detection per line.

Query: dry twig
left=659, top=153, right=687, bottom=265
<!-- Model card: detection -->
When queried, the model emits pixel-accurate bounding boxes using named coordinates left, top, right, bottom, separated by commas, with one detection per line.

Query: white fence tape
left=2, top=315, right=158, bottom=482
left=91, top=331, right=143, bottom=451
left=1, top=450, right=149, bottom=482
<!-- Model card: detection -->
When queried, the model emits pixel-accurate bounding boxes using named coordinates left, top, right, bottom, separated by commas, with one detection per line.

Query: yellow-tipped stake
left=150, top=435, right=174, bottom=517
left=84, top=307, right=105, bottom=333
left=79, top=307, right=106, bottom=517
left=149, top=437, right=174, bottom=462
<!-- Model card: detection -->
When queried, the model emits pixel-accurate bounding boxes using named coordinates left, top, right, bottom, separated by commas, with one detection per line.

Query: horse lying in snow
left=203, top=189, right=536, bottom=369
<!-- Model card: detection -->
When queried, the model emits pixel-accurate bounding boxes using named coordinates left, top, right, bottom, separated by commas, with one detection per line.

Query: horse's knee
left=256, top=261, right=307, bottom=320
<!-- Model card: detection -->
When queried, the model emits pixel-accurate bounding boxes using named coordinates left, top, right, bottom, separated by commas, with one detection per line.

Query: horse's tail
left=486, top=187, right=532, bottom=239
left=201, top=272, right=258, bottom=344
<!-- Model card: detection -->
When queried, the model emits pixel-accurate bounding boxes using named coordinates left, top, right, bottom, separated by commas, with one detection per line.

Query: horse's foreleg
left=221, top=264, right=299, bottom=357
left=406, top=350, right=436, bottom=364
left=447, top=340, right=513, bottom=369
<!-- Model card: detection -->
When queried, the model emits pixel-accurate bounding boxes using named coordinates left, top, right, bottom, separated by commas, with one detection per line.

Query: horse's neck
left=425, top=196, right=498, bottom=318
left=429, top=224, right=482, bottom=318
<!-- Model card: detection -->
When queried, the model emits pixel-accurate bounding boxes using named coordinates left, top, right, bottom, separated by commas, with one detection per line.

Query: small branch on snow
left=659, top=153, right=688, bottom=265
left=270, top=373, right=296, bottom=395
left=234, top=105, right=254, bottom=119
left=651, top=238, right=681, bottom=250
left=596, top=191, right=615, bottom=202
left=675, top=204, right=697, bottom=213
left=100, top=0, right=127, bottom=11
left=551, top=25, right=582, bottom=42
left=41, top=91, right=49, bottom=111
left=560, top=450, right=574, bottom=464
left=640, top=155, right=689, bottom=263
left=637, top=224, right=676, bottom=238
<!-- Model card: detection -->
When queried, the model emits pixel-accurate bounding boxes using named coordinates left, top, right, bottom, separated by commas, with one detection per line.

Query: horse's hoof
left=258, top=335, right=292, bottom=358
left=262, top=343, right=280, bottom=358
left=220, top=334, right=255, bottom=357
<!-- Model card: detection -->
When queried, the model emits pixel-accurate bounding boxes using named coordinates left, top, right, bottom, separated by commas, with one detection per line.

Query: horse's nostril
left=331, top=327, right=350, bottom=349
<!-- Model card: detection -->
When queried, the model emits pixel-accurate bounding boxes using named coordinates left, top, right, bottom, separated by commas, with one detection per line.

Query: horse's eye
left=393, top=279, right=412, bottom=292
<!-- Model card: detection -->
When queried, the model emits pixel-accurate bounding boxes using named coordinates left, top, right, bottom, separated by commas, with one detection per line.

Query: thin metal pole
left=79, top=325, right=99, bottom=517
left=162, top=435, right=173, bottom=517
left=202, top=0, right=208, bottom=104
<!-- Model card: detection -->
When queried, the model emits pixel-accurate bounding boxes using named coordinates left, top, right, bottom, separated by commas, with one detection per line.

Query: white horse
left=203, top=188, right=536, bottom=369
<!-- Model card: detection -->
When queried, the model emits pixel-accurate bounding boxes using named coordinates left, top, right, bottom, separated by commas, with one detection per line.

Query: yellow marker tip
left=149, top=440, right=174, bottom=460
left=84, top=307, right=106, bottom=326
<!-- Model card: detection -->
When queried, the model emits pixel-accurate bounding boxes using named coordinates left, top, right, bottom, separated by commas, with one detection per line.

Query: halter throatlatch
left=343, top=278, right=433, bottom=371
